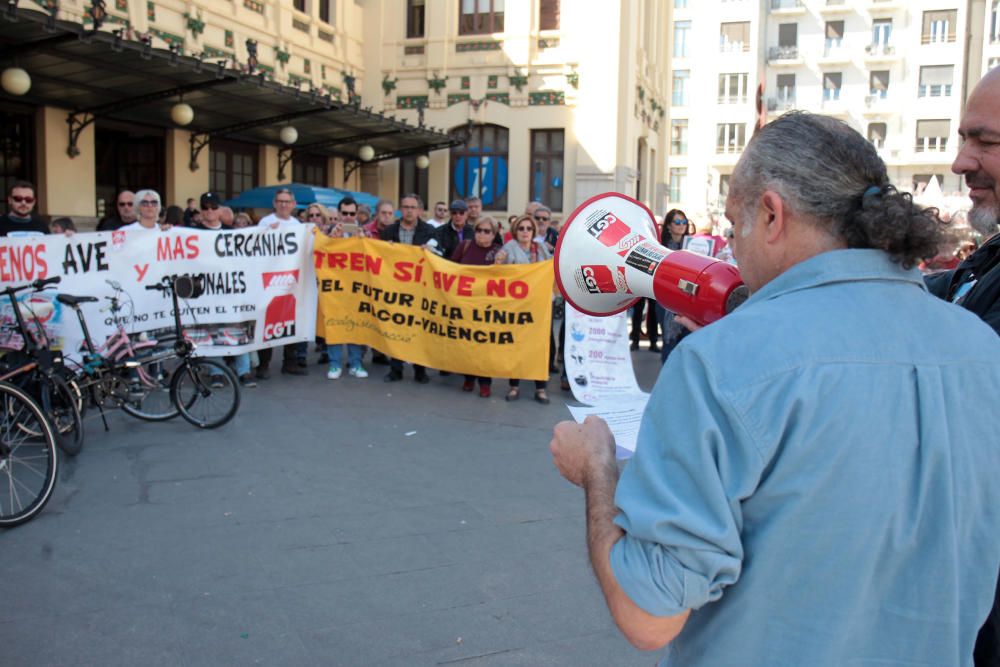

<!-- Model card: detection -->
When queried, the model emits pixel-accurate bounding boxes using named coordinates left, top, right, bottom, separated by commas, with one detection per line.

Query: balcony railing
left=865, top=43, right=895, bottom=55
left=865, top=94, right=887, bottom=107
left=770, top=0, right=804, bottom=9
left=915, top=138, right=948, bottom=153
left=720, top=41, right=750, bottom=53
left=766, top=96, right=796, bottom=111
left=718, top=95, right=749, bottom=104
left=918, top=84, right=952, bottom=98
left=768, top=45, right=799, bottom=60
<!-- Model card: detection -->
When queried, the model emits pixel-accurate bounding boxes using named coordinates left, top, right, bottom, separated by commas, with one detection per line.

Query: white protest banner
left=0, top=227, right=316, bottom=359
left=562, top=303, right=649, bottom=458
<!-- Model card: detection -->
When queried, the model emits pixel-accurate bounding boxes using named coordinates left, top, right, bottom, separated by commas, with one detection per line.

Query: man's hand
left=550, top=416, right=616, bottom=487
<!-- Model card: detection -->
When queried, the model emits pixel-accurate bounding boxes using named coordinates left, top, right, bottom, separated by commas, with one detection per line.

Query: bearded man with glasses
left=1, top=180, right=49, bottom=237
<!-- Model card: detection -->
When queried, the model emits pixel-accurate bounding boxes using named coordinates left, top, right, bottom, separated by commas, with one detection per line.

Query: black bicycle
left=60, top=276, right=241, bottom=429
left=0, top=379, right=58, bottom=527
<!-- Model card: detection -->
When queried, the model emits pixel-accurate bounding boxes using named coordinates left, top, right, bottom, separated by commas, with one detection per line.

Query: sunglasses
left=671, top=219, right=688, bottom=225
left=201, top=204, right=219, bottom=211
left=533, top=215, right=550, bottom=222
left=11, top=196, right=35, bottom=204
left=307, top=212, right=324, bottom=218
left=340, top=211, right=357, bottom=216
left=139, top=200, right=158, bottom=206
left=450, top=209, right=467, bottom=214
left=474, top=228, right=493, bottom=233
left=118, top=201, right=134, bottom=207
left=516, top=226, right=534, bottom=232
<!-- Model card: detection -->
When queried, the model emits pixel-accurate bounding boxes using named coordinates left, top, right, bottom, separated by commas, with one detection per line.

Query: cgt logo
left=585, top=213, right=632, bottom=248
left=581, top=265, right=630, bottom=294
left=262, top=270, right=300, bottom=290
left=263, top=294, right=297, bottom=341
left=616, top=234, right=643, bottom=257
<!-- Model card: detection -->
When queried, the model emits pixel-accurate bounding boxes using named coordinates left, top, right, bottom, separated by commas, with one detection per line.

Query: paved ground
left=1, top=341, right=667, bottom=666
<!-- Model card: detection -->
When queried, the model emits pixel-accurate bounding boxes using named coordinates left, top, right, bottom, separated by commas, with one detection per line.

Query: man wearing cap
left=432, top=200, right=472, bottom=260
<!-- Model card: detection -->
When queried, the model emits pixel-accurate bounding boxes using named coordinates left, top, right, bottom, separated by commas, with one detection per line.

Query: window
left=779, top=22, right=797, bottom=46
left=991, top=57, right=1000, bottom=70
left=209, top=139, right=258, bottom=202
left=674, top=21, right=691, bottom=57
left=720, top=22, right=750, bottom=53
left=675, top=0, right=688, bottom=7
left=292, top=154, right=327, bottom=187
left=716, top=123, right=746, bottom=153
left=869, top=70, right=889, bottom=99
left=867, top=123, right=887, bottom=149
left=825, top=20, right=844, bottom=52
left=672, top=70, right=690, bottom=106
left=671, top=119, right=689, bottom=155
left=823, top=72, right=842, bottom=101
left=915, top=119, right=950, bottom=152
left=449, top=124, right=509, bottom=209
left=0, top=110, right=33, bottom=202
left=319, top=0, right=333, bottom=24
left=992, top=1, right=999, bottom=43
left=872, top=18, right=892, bottom=46
left=399, top=155, right=429, bottom=210
left=776, top=73, right=796, bottom=104
left=406, top=0, right=425, bottom=38
left=95, top=126, right=165, bottom=215
left=669, top=168, right=687, bottom=202
left=293, top=0, right=307, bottom=12
left=530, top=129, right=564, bottom=212
left=718, top=73, right=749, bottom=103
left=459, top=0, right=504, bottom=35
left=539, top=0, right=559, bottom=30
left=918, top=65, right=953, bottom=97
left=922, top=10, right=956, bottom=44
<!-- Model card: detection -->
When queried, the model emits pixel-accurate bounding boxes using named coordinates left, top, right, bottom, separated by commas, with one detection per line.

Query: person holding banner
left=323, top=198, right=369, bottom=380
left=121, top=190, right=166, bottom=231
left=496, top=214, right=552, bottom=404
left=449, top=216, right=503, bottom=397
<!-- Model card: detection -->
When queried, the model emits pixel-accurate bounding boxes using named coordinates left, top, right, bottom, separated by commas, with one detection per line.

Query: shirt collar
left=746, top=249, right=927, bottom=307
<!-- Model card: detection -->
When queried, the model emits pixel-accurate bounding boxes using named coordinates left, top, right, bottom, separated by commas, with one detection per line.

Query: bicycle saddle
left=56, top=294, right=99, bottom=306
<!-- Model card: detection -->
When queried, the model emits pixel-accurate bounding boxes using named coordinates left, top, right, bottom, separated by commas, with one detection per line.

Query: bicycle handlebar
left=145, top=284, right=167, bottom=292
left=2, top=275, right=61, bottom=295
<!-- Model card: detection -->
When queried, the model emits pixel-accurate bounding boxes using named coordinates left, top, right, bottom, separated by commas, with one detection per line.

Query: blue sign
left=453, top=153, right=508, bottom=207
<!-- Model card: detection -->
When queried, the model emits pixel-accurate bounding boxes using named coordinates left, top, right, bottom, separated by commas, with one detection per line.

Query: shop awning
left=0, top=5, right=463, bottom=181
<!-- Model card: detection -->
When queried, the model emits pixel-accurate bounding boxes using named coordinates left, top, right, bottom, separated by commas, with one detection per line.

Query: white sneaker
left=348, top=366, right=369, bottom=378
left=327, top=367, right=342, bottom=380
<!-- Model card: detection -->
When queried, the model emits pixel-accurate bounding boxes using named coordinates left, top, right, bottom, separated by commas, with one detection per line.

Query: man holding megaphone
left=550, top=112, right=1000, bottom=666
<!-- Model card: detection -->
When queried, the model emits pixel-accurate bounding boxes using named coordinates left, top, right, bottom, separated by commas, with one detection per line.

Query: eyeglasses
left=275, top=199, right=294, bottom=206
left=516, top=226, right=534, bottom=232
left=201, top=205, right=219, bottom=211
left=533, top=216, right=550, bottom=222
left=306, top=212, right=324, bottom=218
left=450, top=210, right=466, bottom=215
left=10, top=196, right=35, bottom=204
left=340, top=211, right=357, bottom=217
left=474, top=228, right=493, bottom=234
left=671, top=219, right=688, bottom=225
left=118, top=201, right=134, bottom=207
left=139, top=200, right=158, bottom=207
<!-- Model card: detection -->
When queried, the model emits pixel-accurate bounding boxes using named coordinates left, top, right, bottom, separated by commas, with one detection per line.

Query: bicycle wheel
left=40, top=374, right=84, bottom=457
left=170, top=358, right=241, bottom=429
left=0, top=381, right=58, bottom=527
left=120, top=354, right=182, bottom=422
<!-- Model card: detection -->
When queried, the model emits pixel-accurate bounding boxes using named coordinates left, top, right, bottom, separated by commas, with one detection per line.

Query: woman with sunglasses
left=121, top=189, right=166, bottom=231
left=305, top=203, right=336, bottom=236
left=495, top=215, right=552, bottom=404
left=452, top=217, right=502, bottom=397
left=656, top=208, right=693, bottom=364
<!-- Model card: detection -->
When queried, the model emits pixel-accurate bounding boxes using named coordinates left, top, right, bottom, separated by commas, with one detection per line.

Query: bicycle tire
left=120, top=354, right=182, bottom=422
left=40, top=374, right=84, bottom=457
left=170, top=358, right=241, bottom=429
left=0, top=381, right=58, bottom=528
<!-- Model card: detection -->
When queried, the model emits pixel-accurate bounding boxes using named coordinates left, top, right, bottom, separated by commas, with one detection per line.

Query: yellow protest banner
left=314, top=234, right=553, bottom=380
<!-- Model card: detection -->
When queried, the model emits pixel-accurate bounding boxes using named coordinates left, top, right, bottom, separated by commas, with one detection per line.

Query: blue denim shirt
left=611, top=249, right=1000, bottom=667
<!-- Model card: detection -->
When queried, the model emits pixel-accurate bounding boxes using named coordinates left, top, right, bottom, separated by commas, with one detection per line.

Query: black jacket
left=380, top=219, right=436, bottom=246
left=925, top=232, right=1000, bottom=336
left=433, top=221, right=473, bottom=260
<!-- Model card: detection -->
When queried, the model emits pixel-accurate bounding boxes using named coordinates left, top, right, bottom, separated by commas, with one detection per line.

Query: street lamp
left=1, top=67, right=31, bottom=96
left=280, top=125, right=299, bottom=145
left=170, top=102, right=194, bottom=126
left=358, top=144, right=375, bottom=161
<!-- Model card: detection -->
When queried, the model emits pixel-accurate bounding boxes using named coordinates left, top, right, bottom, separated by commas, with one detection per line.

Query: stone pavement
left=0, top=344, right=667, bottom=666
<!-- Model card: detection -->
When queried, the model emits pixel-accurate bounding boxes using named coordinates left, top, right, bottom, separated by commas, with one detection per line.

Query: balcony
left=720, top=41, right=750, bottom=54
left=915, top=138, right=949, bottom=153
left=864, top=42, right=898, bottom=62
left=767, top=45, right=802, bottom=65
left=862, top=94, right=892, bottom=115
left=766, top=96, right=796, bottom=113
left=820, top=44, right=851, bottom=64
left=819, top=0, right=851, bottom=14
left=821, top=95, right=848, bottom=116
left=769, top=0, right=805, bottom=14
left=719, top=95, right=750, bottom=105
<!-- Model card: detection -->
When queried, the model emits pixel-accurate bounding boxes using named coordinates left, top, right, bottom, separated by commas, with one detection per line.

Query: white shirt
left=258, top=213, right=300, bottom=228
left=120, top=221, right=164, bottom=232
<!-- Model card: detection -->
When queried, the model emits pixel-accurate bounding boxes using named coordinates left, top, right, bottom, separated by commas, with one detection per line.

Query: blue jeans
left=227, top=352, right=251, bottom=377
left=326, top=344, right=364, bottom=370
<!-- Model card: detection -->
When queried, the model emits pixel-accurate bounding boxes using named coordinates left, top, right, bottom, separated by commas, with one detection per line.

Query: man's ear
left=759, top=190, right=786, bottom=243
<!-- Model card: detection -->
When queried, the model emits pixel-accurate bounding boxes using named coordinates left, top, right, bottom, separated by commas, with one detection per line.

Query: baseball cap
left=449, top=200, right=468, bottom=212
left=200, top=192, right=221, bottom=209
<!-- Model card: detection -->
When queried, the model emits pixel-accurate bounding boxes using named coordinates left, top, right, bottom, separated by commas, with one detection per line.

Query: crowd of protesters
left=0, top=180, right=573, bottom=401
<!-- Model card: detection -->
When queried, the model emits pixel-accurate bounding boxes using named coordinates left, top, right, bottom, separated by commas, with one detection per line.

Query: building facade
left=667, top=0, right=998, bottom=221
